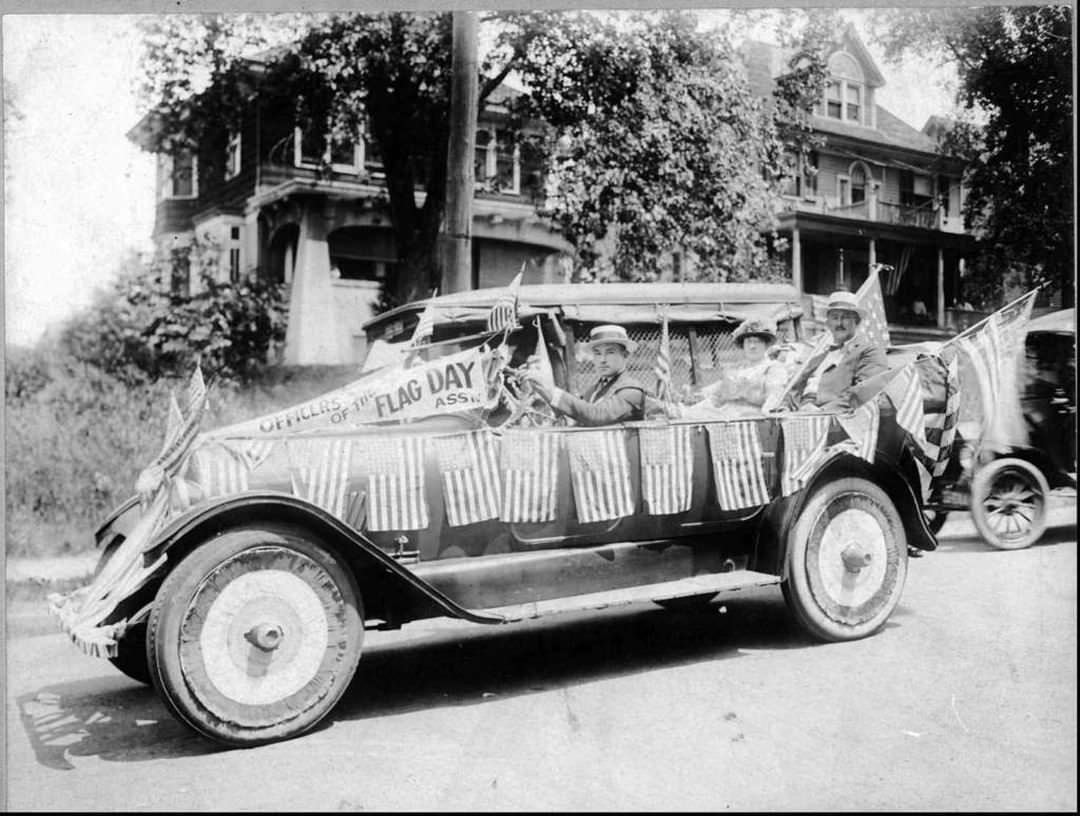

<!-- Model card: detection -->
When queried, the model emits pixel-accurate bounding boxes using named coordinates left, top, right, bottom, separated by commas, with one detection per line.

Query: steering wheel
left=491, top=366, right=561, bottom=429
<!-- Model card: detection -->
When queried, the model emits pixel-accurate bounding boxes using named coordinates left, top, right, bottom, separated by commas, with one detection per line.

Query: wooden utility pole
left=442, top=10, right=479, bottom=294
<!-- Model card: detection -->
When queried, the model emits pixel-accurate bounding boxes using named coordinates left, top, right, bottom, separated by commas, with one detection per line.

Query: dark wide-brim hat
left=584, top=324, right=637, bottom=354
left=732, top=318, right=777, bottom=347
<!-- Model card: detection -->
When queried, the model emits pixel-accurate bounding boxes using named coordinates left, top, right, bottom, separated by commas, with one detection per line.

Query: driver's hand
left=522, top=368, right=555, bottom=403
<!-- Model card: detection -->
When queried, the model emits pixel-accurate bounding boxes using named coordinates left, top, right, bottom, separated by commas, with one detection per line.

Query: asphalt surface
left=4, top=506, right=1077, bottom=811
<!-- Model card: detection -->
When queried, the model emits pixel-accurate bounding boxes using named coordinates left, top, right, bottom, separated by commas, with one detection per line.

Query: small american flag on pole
left=486, top=271, right=522, bottom=335
left=836, top=397, right=881, bottom=462
left=364, top=436, right=429, bottom=531
left=430, top=430, right=502, bottom=527
left=654, top=306, right=672, bottom=402
left=780, top=414, right=832, bottom=496
left=884, top=364, right=926, bottom=452
left=566, top=429, right=634, bottom=523
left=706, top=421, right=772, bottom=509
left=639, top=425, right=693, bottom=515
left=499, top=430, right=561, bottom=523
left=286, top=437, right=355, bottom=517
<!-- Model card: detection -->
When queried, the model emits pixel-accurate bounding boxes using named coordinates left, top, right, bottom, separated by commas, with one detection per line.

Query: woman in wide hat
left=686, top=317, right=790, bottom=418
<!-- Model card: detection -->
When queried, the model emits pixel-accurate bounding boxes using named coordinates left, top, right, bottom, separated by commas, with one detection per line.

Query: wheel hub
left=245, top=622, right=285, bottom=652
left=840, top=542, right=873, bottom=573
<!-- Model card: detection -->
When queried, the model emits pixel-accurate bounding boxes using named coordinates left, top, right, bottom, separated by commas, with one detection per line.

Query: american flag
left=923, top=353, right=961, bottom=478
left=707, top=420, right=772, bottom=509
left=221, top=436, right=277, bottom=472
left=430, top=430, right=502, bottom=527
left=286, top=437, right=355, bottom=517
left=855, top=267, right=891, bottom=348
left=654, top=307, right=672, bottom=402
left=836, top=396, right=881, bottom=462
left=408, top=297, right=437, bottom=349
left=486, top=271, right=522, bottom=335
left=948, top=289, right=1036, bottom=439
left=185, top=363, right=207, bottom=413
left=192, top=443, right=250, bottom=497
left=363, top=436, right=429, bottom=531
left=884, top=363, right=926, bottom=451
left=780, top=414, right=832, bottom=496
left=499, top=430, right=561, bottom=523
left=565, top=429, right=634, bottom=523
left=639, top=425, right=693, bottom=515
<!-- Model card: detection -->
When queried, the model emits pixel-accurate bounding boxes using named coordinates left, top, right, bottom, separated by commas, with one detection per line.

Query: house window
left=294, top=125, right=362, bottom=174
left=474, top=127, right=521, bottom=194
left=228, top=225, right=242, bottom=283
left=850, top=162, right=869, bottom=204
left=825, top=81, right=843, bottom=119
left=846, top=84, right=861, bottom=122
left=225, top=131, right=241, bottom=181
left=362, top=121, right=382, bottom=173
left=161, top=152, right=198, bottom=199
left=820, top=52, right=865, bottom=126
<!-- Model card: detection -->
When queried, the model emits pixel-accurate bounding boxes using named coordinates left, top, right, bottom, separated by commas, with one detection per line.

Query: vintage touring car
left=52, top=280, right=946, bottom=747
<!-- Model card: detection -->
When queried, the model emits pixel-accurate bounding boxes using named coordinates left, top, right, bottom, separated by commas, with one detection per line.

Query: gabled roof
left=740, top=35, right=943, bottom=157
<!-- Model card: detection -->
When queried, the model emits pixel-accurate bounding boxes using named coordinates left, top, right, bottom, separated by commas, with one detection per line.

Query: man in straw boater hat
left=525, top=324, right=647, bottom=425
left=787, top=289, right=889, bottom=413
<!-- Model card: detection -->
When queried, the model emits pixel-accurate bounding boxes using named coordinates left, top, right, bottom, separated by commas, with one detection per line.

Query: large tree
left=136, top=11, right=826, bottom=298
left=871, top=6, right=1074, bottom=307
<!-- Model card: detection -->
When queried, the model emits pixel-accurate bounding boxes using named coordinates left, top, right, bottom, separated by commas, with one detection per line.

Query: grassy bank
left=5, top=359, right=360, bottom=558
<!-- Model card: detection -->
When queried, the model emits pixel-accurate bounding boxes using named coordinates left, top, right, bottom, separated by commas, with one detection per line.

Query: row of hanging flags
left=158, top=275, right=1040, bottom=535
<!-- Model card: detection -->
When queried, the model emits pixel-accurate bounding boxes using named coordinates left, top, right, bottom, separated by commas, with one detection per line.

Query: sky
left=2, top=10, right=959, bottom=348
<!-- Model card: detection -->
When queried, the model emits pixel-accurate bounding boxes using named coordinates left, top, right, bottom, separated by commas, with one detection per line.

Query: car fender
left=754, top=449, right=937, bottom=578
left=141, top=491, right=504, bottom=626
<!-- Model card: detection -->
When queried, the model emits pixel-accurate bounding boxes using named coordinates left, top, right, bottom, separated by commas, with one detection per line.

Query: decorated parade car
left=53, top=276, right=1028, bottom=748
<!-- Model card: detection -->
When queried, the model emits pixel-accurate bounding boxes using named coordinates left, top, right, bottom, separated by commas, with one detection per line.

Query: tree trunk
left=442, top=11, right=479, bottom=294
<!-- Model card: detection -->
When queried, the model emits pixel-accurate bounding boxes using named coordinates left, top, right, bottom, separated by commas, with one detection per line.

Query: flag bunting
left=364, top=436, right=429, bottom=531
left=431, top=430, right=502, bottom=527
left=640, top=425, right=693, bottom=515
left=707, top=420, right=772, bottom=509
left=500, top=430, right=561, bottom=523
left=566, top=429, right=634, bottom=523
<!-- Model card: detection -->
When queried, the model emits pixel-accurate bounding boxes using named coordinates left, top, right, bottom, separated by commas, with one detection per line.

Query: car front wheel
left=970, top=457, right=1049, bottom=550
left=782, top=477, right=908, bottom=642
left=146, top=525, right=364, bottom=747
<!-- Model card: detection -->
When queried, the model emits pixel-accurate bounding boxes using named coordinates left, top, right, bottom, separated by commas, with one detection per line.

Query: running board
left=473, top=570, right=782, bottom=623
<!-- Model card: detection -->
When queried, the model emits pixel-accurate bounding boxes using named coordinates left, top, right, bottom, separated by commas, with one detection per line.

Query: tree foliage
left=57, top=244, right=288, bottom=385
left=871, top=6, right=1074, bottom=307
left=135, top=11, right=827, bottom=292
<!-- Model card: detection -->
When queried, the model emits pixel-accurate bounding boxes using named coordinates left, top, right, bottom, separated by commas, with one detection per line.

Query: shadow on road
left=15, top=677, right=221, bottom=769
left=328, top=591, right=817, bottom=728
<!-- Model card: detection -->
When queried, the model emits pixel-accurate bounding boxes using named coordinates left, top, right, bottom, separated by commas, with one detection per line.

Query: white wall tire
left=147, top=526, right=363, bottom=747
left=783, top=477, right=908, bottom=642
left=970, top=458, right=1050, bottom=550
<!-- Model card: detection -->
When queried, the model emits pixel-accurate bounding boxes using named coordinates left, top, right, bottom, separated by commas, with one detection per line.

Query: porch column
left=791, top=227, right=803, bottom=294
left=937, top=248, right=946, bottom=329
left=837, top=248, right=845, bottom=290
left=283, top=206, right=350, bottom=365
left=868, top=238, right=876, bottom=271
left=244, top=209, right=260, bottom=278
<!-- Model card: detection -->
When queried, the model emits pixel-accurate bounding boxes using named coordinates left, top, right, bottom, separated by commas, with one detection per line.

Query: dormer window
left=819, top=52, right=865, bottom=126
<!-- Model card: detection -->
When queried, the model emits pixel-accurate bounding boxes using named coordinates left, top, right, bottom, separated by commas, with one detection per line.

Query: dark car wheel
left=970, top=457, right=1049, bottom=550
left=146, top=525, right=364, bottom=747
left=782, top=477, right=908, bottom=642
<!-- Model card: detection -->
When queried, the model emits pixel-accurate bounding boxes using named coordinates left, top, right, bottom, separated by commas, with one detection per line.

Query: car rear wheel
left=782, top=477, right=908, bottom=642
left=146, top=525, right=363, bottom=747
left=970, top=457, right=1049, bottom=550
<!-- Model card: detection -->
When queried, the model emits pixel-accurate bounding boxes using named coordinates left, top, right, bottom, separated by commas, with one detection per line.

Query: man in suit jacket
left=789, top=290, right=889, bottom=413
left=525, top=324, right=646, bottom=426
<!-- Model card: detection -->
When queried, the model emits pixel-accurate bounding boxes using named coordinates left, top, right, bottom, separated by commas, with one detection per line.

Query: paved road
left=5, top=512, right=1076, bottom=812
